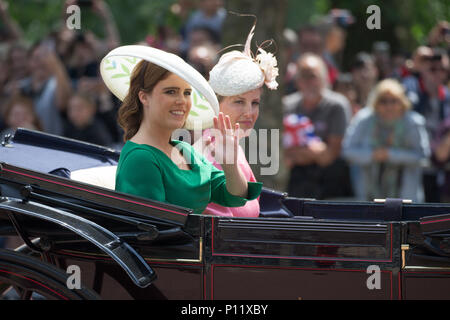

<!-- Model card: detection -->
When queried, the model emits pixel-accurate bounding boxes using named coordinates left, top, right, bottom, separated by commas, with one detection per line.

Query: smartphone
left=41, top=39, right=56, bottom=53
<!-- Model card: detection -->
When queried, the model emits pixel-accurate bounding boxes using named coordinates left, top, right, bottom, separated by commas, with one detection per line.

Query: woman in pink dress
left=198, top=23, right=279, bottom=217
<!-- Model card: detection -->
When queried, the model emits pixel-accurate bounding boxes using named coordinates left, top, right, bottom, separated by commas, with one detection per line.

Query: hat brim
left=100, top=45, right=219, bottom=130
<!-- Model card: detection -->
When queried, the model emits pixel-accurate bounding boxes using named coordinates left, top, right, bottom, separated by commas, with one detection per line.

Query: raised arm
left=91, top=0, right=121, bottom=52
left=0, top=0, right=23, bottom=42
left=207, top=112, right=248, bottom=198
left=41, top=48, right=73, bottom=111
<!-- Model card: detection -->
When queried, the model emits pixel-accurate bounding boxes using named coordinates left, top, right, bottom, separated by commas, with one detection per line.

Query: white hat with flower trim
left=100, top=45, right=219, bottom=130
left=208, top=23, right=279, bottom=97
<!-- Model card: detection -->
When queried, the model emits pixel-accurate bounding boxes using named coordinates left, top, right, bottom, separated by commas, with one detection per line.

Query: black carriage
left=0, top=128, right=449, bottom=300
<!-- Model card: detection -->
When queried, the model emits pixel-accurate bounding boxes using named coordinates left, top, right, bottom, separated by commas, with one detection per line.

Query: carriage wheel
left=0, top=249, right=100, bottom=300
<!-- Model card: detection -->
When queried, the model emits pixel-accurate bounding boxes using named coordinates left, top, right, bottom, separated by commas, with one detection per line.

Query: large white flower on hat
left=256, top=48, right=279, bottom=90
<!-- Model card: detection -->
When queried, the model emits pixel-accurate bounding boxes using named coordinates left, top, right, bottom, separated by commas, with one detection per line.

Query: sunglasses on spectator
left=429, top=67, right=446, bottom=73
left=378, top=97, right=399, bottom=105
left=299, top=71, right=319, bottom=80
left=418, top=55, right=433, bottom=62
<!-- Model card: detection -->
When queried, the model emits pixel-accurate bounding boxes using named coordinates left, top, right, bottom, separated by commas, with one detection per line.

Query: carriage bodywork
left=1, top=129, right=450, bottom=300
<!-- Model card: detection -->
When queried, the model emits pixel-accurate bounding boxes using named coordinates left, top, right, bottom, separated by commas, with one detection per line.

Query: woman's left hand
left=206, top=112, right=248, bottom=198
left=206, top=112, right=241, bottom=166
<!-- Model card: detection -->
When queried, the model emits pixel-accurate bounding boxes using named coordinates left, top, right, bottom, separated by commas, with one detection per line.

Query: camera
left=441, top=26, right=450, bottom=36
left=77, top=0, right=93, bottom=7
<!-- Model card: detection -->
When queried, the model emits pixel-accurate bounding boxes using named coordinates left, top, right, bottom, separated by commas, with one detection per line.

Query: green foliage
left=286, top=0, right=449, bottom=70
left=7, top=0, right=62, bottom=44
left=5, top=0, right=449, bottom=62
left=106, top=0, right=180, bottom=44
left=5, top=0, right=180, bottom=45
left=286, top=0, right=329, bottom=29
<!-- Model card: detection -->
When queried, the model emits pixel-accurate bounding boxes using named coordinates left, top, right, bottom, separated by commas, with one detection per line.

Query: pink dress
left=201, top=131, right=260, bottom=217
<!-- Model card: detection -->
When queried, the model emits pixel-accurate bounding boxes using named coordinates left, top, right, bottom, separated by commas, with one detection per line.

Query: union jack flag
left=283, top=114, right=322, bottom=148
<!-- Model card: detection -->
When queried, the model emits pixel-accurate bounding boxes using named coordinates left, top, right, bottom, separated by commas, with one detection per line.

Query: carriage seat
left=71, top=165, right=117, bottom=190
left=70, top=166, right=296, bottom=218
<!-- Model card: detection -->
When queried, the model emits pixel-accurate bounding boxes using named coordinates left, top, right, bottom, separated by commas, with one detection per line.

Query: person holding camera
left=18, top=41, right=73, bottom=136
left=402, top=47, right=450, bottom=202
left=63, top=0, right=120, bottom=54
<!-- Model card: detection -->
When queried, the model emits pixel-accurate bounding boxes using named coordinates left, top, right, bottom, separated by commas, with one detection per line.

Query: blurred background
left=0, top=0, right=449, bottom=202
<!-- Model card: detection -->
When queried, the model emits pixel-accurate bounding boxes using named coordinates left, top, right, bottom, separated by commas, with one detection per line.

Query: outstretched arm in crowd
left=62, top=0, right=120, bottom=54
left=41, top=47, right=73, bottom=111
left=91, top=0, right=121, bottom=51
left=0, top=0, right=23, bottom=42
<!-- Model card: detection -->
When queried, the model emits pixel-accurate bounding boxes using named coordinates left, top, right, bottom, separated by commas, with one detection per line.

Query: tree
left=222, top=0, right=288, bottom=190
left=296, top=0, right=450, bottom=71
left=4, top=0, right=179, bottom=45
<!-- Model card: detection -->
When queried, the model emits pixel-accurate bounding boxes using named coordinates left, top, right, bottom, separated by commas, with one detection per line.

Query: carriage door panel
left=209, top=217, right=399, bottom=300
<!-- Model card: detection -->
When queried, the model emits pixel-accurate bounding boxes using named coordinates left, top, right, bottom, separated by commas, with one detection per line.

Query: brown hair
left=117, top=60, right=170, bottom=141
left=70, top=91, right=97, bottom=110
left=3, top=94, right=43, bottom=131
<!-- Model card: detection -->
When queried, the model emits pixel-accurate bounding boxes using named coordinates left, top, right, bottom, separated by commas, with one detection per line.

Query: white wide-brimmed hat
left=100, top=45, right=219, bottom=130
left=208, top=24, right=279, bottom=97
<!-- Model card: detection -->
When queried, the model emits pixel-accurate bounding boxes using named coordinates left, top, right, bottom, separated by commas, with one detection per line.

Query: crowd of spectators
left=0, top=0, right=123, bottom=147
left=282, top=15, right=450, bottom=203
left=0, top=0, right=449, bottom=204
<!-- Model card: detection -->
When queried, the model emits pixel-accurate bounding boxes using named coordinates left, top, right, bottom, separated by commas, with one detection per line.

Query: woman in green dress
left=114, top=58, right=262, bottom=214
